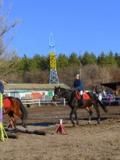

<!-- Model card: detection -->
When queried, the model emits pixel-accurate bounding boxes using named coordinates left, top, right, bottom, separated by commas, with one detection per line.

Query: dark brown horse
left=53, top=86, right=107, bottom=126
left=3, top=96, right=28, bottom=129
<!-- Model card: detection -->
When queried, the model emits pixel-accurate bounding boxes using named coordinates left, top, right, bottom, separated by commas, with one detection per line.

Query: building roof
left=101, top=81, right=120, bottom=90
left=4, top=83, right=70, bottom=90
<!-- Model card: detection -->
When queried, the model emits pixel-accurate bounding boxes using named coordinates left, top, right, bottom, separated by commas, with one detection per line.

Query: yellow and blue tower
left=49, top=33, right=59, bottom=84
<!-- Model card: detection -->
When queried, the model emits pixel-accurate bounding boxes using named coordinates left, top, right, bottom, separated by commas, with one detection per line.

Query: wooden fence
left=21, top=97, right=120, bottom=107
left=21, top=98, right=66, bottom=106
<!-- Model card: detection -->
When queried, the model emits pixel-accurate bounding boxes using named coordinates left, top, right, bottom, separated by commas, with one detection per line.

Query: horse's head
left=54, top=86, right=63, bottom=98
left=54, top=86, right=72, bottom=101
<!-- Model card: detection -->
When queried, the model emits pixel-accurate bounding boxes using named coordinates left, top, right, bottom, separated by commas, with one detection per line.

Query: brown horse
left=53, top=87, right=107, bottom=126
left=3, top=96, right=28, bottom=129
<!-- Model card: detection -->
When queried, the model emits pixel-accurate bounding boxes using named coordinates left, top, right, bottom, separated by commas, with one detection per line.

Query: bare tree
left=0, top=0, right=19, bottom=80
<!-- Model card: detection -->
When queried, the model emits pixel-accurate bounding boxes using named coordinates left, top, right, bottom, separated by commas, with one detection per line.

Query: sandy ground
left=0, top=104, right=120, bottom=160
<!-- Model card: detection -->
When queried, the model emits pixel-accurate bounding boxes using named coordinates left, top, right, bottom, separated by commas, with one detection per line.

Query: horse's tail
left=97, top=98, right=108, bottom=113
left=92, top=93, right=108, bottom=113
left=16, top=98, right=28, bottom=128
left=87, top=92, right=108, bottom=113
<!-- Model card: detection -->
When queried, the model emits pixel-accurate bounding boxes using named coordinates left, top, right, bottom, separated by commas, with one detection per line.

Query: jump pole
left=0, top=93, right=7, bottom=141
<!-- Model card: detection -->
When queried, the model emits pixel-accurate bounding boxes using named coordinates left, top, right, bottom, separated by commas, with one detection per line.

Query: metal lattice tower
left=49, top=33, right=59, bottom=84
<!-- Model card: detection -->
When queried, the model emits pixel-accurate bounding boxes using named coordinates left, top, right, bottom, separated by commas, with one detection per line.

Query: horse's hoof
left=22, top=123, right=27, bottom=128
left=72, top=124, right=76, bottom=127
left=97, top=121, right=101, bottom=124
left=88, top=121, right=91, bottom=124
left=105, top=109, right=108, bottom=113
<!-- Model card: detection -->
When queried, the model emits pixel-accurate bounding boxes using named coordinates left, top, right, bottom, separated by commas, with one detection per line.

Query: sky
left=2, top=0, right=120, bottom=58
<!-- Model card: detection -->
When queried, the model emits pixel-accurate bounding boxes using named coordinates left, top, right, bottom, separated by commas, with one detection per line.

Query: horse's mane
left=55, top=87, right=75, bottom=103
left=59, top=87, right=72, bottom=92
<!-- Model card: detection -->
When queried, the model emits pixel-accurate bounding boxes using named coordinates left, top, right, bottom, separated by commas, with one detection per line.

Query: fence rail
left=21, top=98, right=66, bottom=106
left=21, top=97, right=120, bottom=107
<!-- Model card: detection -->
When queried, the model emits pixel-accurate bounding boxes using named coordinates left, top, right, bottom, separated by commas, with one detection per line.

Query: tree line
left=0, top=52, right=119, bottom=88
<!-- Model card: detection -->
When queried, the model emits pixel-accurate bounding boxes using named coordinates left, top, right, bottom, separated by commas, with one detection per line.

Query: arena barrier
left=21, top=98, right=66, bottom=106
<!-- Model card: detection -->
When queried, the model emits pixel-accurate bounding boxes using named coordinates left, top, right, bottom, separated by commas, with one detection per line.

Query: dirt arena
left=0, top=104, right=120, bottom=160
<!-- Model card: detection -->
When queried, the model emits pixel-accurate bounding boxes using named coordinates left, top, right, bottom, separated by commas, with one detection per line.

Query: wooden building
left=101, top=81, right=120, bottom=95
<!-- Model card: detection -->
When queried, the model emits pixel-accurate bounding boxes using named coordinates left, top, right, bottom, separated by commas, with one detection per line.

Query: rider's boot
left=80, top=90, right=84, bottom=106
left=80, top=94, right=83, bottom=105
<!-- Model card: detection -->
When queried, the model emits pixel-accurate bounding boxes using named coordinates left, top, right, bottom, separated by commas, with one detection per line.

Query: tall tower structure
left=49, top=33, right=59, bottom=84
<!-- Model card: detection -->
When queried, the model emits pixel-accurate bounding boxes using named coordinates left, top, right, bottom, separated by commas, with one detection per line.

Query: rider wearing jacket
left=73, top=74, right=84, bottom=92
left=73, top=74, right=84, bottom=105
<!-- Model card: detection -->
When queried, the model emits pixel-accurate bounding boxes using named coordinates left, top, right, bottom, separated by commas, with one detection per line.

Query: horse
left=3, top=96, right=28, bottom=129
left=53, top=86, right=108, bottom=126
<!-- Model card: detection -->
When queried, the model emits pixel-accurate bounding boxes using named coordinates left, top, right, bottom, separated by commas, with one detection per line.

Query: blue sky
left=3, top=0, right=120, bottom=58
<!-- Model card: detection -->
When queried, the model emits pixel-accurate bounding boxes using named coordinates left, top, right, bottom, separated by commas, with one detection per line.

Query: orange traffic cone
left=56, top=119, right=67, bottom=135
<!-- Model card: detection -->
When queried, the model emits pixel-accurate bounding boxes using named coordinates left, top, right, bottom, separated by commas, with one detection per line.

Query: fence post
left=38, top=99, right=41, bottom=106
left=63, top=98, right=66, bottom=106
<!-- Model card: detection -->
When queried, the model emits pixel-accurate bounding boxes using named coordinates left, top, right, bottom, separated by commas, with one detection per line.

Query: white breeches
left=80, top=90, right=83, bottom=95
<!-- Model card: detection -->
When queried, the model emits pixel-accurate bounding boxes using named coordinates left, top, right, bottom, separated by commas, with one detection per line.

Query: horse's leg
left=10, top=117, right=16, bottom=129
left=8, top=117, right=16, bottom=129
left=8, top=111, right=16, bottom=129
left=86, top=107, right=93, bottom=124
left=94, top=105, right=101, bottom=124
left=74, top=108, right=79, bottom=125
left=70, top=108, right=75, bottom=127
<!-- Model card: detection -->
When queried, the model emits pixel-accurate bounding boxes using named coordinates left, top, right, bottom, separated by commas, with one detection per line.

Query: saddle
left=3, top=97, right=12, bottom=109
left=75, top=91, right=91, bottom=100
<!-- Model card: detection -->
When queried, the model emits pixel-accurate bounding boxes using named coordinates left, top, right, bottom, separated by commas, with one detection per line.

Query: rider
left=73, top=74, right=84, bottom=104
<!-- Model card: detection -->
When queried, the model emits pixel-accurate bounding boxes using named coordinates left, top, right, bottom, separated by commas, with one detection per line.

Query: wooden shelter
left=101, top=81, right=120, bottom=95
